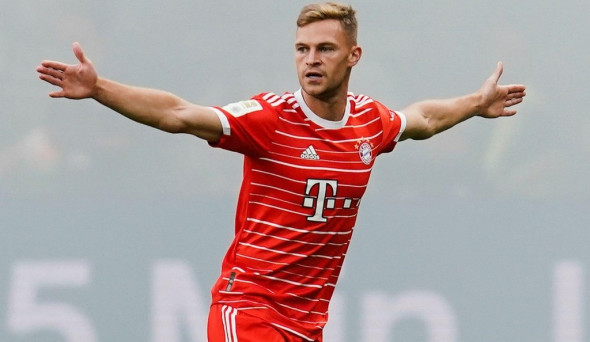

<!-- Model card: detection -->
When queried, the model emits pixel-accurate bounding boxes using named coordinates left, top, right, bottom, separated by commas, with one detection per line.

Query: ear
left=348, top=45, right=362, bottom=67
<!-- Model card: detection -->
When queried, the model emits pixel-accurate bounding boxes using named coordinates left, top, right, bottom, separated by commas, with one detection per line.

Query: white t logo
left=302, top=179, right=338, bottom=222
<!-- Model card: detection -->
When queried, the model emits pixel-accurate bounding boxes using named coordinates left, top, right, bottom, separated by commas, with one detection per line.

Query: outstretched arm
left=36, top=42, right=223, bottom=142
left=400, top=62, right=526, bottom=141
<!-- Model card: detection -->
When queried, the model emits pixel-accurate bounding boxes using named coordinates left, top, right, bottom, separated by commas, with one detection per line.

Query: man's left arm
left=399, top=62, right=526, bottom=141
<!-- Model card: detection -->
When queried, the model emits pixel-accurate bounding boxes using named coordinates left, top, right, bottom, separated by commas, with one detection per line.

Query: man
left=36, top=2, right=525, bottom=341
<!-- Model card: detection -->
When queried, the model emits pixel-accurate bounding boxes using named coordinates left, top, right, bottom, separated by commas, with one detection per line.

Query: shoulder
left=347, top=92, right=378, bottom=111
left=252, top=92, right=300, bottom=111
left=347, top=92, right=393, bottom=120
left=217, top=92, right=287, bottom=118
left=348, top=92, right=406, bottom=143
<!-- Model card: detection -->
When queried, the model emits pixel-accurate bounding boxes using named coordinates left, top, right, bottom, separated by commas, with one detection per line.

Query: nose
left=305, top=49, right=320, bottom=66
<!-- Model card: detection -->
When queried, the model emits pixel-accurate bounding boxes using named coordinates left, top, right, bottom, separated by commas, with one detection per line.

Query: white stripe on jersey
left=258, top=157, right=373, bottom=174
left=316, top=117, right=380, bottom=131
left=282, top=94, right=299, bottom=107
left=348, top=107, right=373, bottom=118
left=244, top=229, right=349, bottom=247
left=352, top=95, right=375, bottom=108
left=236, top=253, right=289, bottom=266
left=248, top=200, right=311, bottom=218
left=279, top=116, right=311, bottom=126
left=263, top=93, right=285, bottom=106
left=252, top=168, right=307, bottom=185
left=270, top=323, right=315, bottom=342
left=240, top=241, right=342, bottom=262
left=275, top=129, right=384, bottom=144
left=252, top=168, right=368, bottom=191
left=268, top=150, right=368, bottom=165
left=280, top=269, right=329, bottom=281
left=246, top=218, right=353, bottom=235
left=239, top=242, right=307, bottom=258
left=250, top=192, right=359, bottom=213
left=243, top=229, right=329, bottom=247
left=250, top=182, right=304, bottom=198
left=256, top=274, right=322, bottom=289
left=294, top=262, right=335, bottom=271
left=250, top=193, right=301, bottom=207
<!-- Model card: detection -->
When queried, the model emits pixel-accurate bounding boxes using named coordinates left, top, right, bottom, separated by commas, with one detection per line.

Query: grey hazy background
left=1, top=1, right=589, bottom=341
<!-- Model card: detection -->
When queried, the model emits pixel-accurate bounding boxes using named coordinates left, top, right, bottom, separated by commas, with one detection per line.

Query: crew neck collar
left=294, top=89, right=350, bottom=129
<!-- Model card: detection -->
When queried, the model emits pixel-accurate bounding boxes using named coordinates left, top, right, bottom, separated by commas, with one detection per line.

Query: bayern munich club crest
left=355, top=139, right=374, bottom=165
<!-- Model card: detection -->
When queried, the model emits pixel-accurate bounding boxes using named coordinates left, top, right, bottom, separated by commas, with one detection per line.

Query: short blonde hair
left=297, top=2, right=358, bottom=44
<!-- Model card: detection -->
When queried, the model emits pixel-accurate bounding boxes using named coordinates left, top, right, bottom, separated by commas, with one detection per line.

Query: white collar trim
left=294, top=89, right=350, bottom=129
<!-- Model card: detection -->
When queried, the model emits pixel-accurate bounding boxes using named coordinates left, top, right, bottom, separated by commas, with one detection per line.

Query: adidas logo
left=301, top=145, right=320, bottom=160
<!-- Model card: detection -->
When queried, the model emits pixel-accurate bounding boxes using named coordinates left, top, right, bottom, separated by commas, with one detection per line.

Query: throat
left=301, top=89, right=347, bottom=121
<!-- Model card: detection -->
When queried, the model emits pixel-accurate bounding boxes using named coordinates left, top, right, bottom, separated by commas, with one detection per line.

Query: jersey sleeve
left=208, top=95, right=279, bottom=157
left=375, top=101, right=407, bottom=155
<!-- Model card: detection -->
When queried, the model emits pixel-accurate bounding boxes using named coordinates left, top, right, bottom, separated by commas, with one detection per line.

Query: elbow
left=156, top=113, right=185, bottom=134
left=414, top=124, right=437, bottom=140
left=406, top=121, right=437, bottom=141
left=157, top=107, right=192, bottom=134
left=402, top=107, right=437, bottom=141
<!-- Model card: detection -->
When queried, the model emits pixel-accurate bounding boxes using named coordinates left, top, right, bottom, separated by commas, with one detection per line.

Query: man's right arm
left=92, top=77, right=223, bottom=142
left=37, top=42, right=223, bottom=143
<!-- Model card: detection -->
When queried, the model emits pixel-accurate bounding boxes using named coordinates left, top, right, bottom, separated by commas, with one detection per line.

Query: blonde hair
left=297, top=2, right=358, bottom=44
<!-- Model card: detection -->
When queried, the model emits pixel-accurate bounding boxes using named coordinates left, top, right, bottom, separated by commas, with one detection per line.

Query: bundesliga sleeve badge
left=222, top=100, right=263, bottom=117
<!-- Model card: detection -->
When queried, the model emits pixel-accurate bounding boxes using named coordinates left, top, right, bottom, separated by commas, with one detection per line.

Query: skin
left=295, top=19, right=361, bottom=121
left=36, top=20, right=526, bottom=143
left=37, top=43, right=223, bottom=142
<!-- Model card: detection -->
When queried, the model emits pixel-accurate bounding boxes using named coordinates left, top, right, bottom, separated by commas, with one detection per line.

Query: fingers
left=498, top=83, right=526, bottom=101
left=39, top=60, right=67, bottom=72
left=503, top=109, right=517, bottom=116
left=506, top=96, right=523, bottom=107
left=37, top=42, right=97, bottom=99
left=36, top=62, right=67, bottom=97
left=508, top=84, right=527, bottom=95
left=37, top=60, right=69, bottom=88
left=48, top=90, right=66, bottom=98
left=38, top=71, right=61, bottom=85
left=37, top=64, right=64, bottom=79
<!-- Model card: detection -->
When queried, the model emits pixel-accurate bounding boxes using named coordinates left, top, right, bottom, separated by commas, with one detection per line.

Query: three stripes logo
left=301, top=145, right=320, bottom=160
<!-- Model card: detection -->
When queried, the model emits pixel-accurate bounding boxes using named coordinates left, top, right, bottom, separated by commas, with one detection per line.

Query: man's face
left=295, top=19, right=360, bottom=101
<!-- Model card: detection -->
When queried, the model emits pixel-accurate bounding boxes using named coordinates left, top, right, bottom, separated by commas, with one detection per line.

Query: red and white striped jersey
left=208, top=89, right=406, bottom=340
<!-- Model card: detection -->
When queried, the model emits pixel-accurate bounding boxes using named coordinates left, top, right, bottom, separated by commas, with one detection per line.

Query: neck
left=301, top=87, right=348, bottom=121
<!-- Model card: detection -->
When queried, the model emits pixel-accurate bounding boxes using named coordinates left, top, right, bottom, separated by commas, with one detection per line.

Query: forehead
left=295, top=19, right=349, bottom=46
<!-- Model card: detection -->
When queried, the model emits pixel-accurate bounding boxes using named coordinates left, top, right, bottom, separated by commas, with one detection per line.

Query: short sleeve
left=208, top=98, right=279, bottom=157
left=375, top=101, right=407, bottom=155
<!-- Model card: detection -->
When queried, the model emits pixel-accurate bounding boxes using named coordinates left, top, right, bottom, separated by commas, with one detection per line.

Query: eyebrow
left=295, top=41, right=337, bottom=47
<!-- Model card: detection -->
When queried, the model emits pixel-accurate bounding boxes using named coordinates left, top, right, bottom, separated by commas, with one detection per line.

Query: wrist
left=470, top=91, right=484, bottom=117
left=92, top=77, right=109, bottom=101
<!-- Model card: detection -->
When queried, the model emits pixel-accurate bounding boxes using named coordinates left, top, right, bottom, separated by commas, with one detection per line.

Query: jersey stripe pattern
left=208, top=89, right=406, bottom=340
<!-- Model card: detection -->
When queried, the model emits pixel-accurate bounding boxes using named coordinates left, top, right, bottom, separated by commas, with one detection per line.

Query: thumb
left=490, top=61, right=503, bottom=84
left=72, top=42, right=90, bottom=65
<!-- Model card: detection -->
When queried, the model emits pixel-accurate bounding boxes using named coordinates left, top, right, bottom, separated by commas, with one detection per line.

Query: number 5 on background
left=7, top=261, right=97, bottom=342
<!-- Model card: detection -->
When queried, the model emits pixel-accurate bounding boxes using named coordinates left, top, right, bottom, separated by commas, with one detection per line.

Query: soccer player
left=36, top=2, right=525, bottom=341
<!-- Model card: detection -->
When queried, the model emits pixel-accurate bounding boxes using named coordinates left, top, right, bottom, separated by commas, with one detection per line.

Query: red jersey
left=208, top=89, right=406, bottom=340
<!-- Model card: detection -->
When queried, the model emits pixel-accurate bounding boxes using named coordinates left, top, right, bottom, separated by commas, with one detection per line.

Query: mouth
left=305, top=71, right=324, bottom=81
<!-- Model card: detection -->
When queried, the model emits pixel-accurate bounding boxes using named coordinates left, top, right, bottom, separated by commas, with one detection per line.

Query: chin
left=302, top=86, right=322, bottom=96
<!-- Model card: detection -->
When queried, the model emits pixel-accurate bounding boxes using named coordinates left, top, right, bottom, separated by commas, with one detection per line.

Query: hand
left=477, top=62, right=526, bottom=118
left=36, top=42, right=98, bottom=99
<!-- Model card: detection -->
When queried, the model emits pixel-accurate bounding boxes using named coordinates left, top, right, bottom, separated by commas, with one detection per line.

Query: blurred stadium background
left=1, top=1, right=589, bottom=341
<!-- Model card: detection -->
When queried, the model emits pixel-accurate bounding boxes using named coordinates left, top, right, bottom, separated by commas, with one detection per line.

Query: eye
left=296, top=46, right=308, bottom=53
